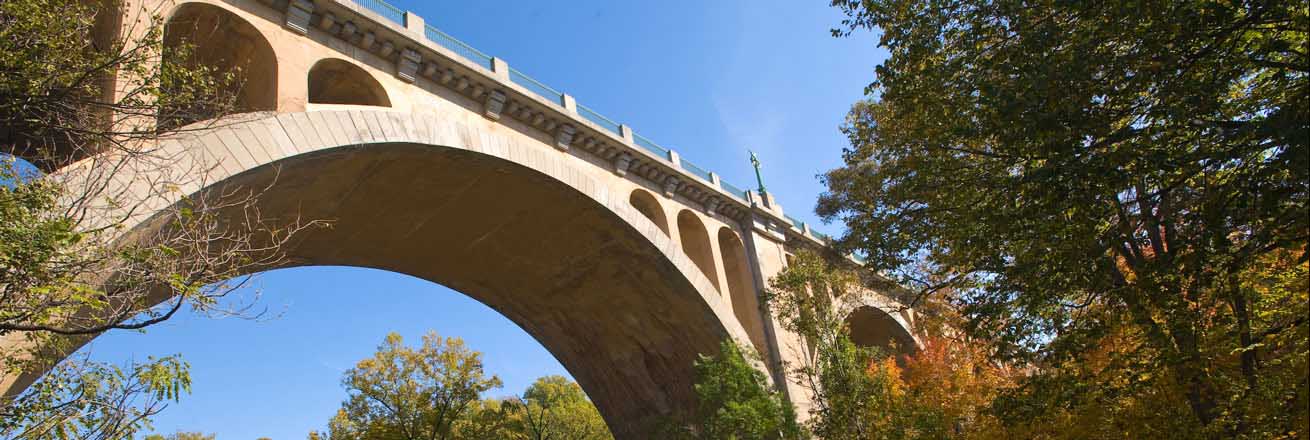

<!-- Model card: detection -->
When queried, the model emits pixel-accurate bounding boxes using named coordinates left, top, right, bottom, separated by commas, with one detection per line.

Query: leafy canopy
left=822, top=0, right=1307, bottom=435
left=328, top=331, right=503, bottom=440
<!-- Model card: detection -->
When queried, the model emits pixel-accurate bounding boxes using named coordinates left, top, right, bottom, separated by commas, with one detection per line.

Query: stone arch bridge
left=2, top=0, right=917, bottom=436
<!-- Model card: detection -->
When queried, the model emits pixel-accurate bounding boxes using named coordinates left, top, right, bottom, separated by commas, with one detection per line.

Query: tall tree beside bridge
left=0, top=0, right=319, bottom=437
left=820, top=0, right=1307, bottom=436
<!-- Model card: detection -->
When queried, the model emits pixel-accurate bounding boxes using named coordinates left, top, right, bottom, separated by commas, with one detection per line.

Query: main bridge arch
left=10, top=109, right=759, bottom=438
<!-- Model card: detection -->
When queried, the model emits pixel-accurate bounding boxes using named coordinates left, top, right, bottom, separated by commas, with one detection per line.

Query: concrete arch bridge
left=1, top=0, right=918, bottom=436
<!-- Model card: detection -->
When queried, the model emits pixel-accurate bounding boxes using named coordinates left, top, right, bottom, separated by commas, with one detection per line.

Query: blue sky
left=80, top=0, right=885, bottom=437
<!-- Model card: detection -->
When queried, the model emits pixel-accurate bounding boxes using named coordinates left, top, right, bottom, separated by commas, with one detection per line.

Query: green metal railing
left=632, top=133, right=671, bottom=159
left=784, top=214, right=805, bottom=231
left=355, top=0, right=404, bottom=25
left=577, top=104, right=621, bottom=135
left=719, top=180, right=749, bottom=201
left=680, top=158, right=712, bottom=182
left=424, top=24, right=494, bottom=70
left=510, top=67, right=563, bottom=104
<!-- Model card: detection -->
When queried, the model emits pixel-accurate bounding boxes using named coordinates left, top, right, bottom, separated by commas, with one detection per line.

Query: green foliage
left=767, top=251, right=934, bottom=439
left=498, top=375, right=613, bottom=440
left=667, top=340, right=806, bottom=440
left=1, top=0, right=319, bottom=433
left=144, top=432, right=216, bottom=440
left=823, top=0, right=1307, bottom=436
left=318, top=333, right=616, bottom=440
left=0, top=355, right=191, bottom=440
left=330, top=331, right=503, bottom=440
left=0, top=0, right=236, bottom=165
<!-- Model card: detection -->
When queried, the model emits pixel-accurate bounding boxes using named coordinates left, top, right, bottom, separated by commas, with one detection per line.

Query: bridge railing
left=633, top=132, right=671, bottom=160
left=423, top=24, right=494, bottom=71
left=679, top=158, right=713, bottom=182
left=509, top=67, right=564, bottom=105
left=356, top=0, right=404, bottom=25
left=577, top=104, right=622, bottom=136
left=719, top=180, right=749, bottom=202
left=350, top=0, right=828, bottom=242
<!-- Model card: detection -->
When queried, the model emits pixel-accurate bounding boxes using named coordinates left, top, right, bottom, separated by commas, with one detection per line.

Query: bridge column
left=738, top=195, right=815, bottom=415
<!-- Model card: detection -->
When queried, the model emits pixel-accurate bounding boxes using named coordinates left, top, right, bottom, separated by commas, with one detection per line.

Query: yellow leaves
left=866, top=356, right=906, bottom=400
left=334, top=331, right=503, bottom=439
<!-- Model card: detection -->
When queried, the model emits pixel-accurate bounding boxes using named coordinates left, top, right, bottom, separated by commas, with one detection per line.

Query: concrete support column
left=740, top=212, right=805, bottom=405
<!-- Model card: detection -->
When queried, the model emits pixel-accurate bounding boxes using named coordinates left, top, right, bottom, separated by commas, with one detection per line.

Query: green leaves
left=825, top=0, right=1307, bottom=435
left=498, top=375, right=613, bottom=440
left=333, top=331, right=503, bottom=440
left=0, top=355, right=192, bottom=440
left=137, top=355, right=191, bottom=402
left=321, top=334, right=616, bottom=440
left=669, top=340, right=806, bottom=440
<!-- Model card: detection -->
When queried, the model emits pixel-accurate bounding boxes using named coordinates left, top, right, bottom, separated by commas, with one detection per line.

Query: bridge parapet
left=263, top=0, right=866, bottom=257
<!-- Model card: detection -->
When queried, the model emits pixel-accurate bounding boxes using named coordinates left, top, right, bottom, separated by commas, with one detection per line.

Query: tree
left=1, top=0, right=321, bottom=435
left=665, top=340, right=807, bottom=440
left=822, top=0, right=1307, bottom=436
left=500, top=375, right=612, bottom=440
left=331, top=332, right=503, bottom=440
left=452, top=398, right=511, bottom=439
left=0, top=355, right=190, bottom=440
left=143, top=432, right=215, bottom=440
left=768, top=251, right=1024, bottom=440
left=768, top=251, right=915, bottom=439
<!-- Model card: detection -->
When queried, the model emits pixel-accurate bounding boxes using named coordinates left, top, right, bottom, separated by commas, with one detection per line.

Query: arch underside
left=215, top=142, right=730, bottom=436
left=20, top=108, right=759, bottom=438
left=846, top=304, right=917, bottom=357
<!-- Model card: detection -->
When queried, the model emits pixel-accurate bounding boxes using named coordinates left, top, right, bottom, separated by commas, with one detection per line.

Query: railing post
left=491, top=57, right=510, bottom=80
left=619, top=124, right=634, bottom=143
left=560, top=94, right=577, bottom=113
left=403, top=11, right=425, bottom=36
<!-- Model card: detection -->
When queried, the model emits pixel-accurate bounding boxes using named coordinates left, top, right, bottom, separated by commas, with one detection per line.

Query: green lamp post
left=749, top=150, right=765, bottom=194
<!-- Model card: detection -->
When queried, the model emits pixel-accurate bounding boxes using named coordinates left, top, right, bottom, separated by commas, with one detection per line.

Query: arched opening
left=307, top=58, right=391, bottom=106
left=718, top=228, right=766, bottom=354
left=80, top=265, right=582, bottom=438
left=845, top=306, right=916, bottom=358
left=677, top=210, right=719, bottom=292
left=3, top=113, right=763, bottom=438
left=2, top=0, right=129, bottom=170
left=628, top=189, right=669, bottom=236
left=160, top=3, right=277, bottom=129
